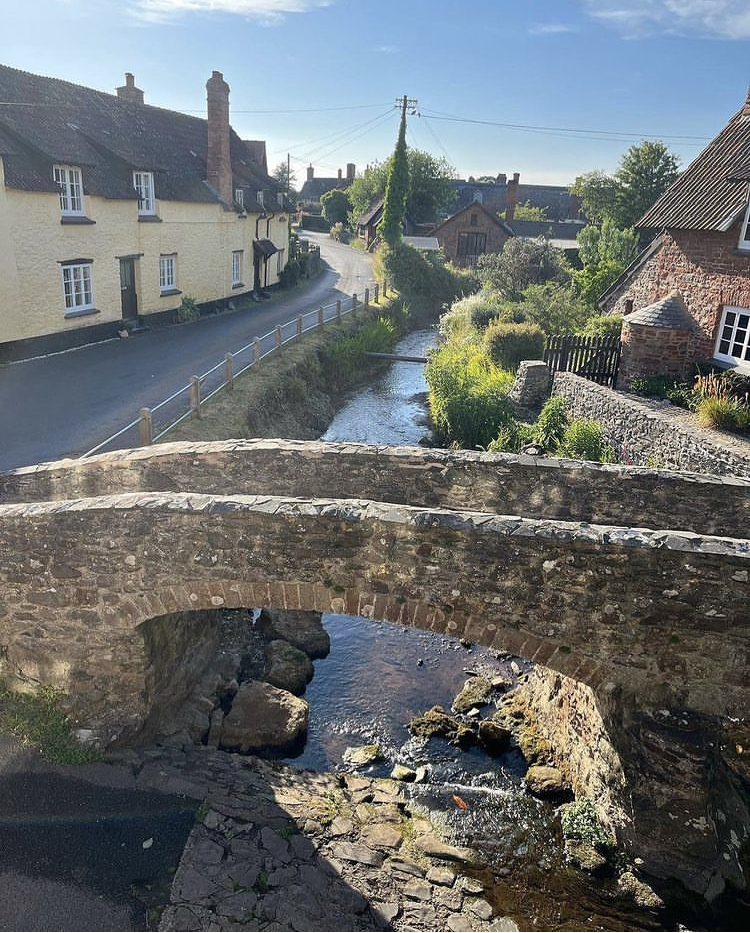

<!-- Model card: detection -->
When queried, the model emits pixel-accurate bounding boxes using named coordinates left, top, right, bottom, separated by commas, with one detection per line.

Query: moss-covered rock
left=452, top=676, right=493, bottom=714
left=263, top=639, right=314, bottom=695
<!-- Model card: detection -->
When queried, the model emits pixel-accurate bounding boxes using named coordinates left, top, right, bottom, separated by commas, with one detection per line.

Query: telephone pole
left=395, top=96, right=418, bottom=119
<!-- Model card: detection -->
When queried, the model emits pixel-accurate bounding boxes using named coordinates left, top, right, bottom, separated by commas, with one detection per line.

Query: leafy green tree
left=347, top=151, right=456, bottom=226
left=476, top=237, right=569, bottom=302
left=320, top=188, right=352, bottom=228
left=379, top=105, right=410, bottom=246
left=272, top=161, right=298, bottom=200
left=570, top=142, right=679, bottom=228
left=512, top=201, right=549, bottom=221
left=570, top=171, right=619, bottom=225
left=573, top=218, right=639, bottom=309
left=514, top=281, right=592, bottom=335
left=614, top=141, right=679, bottom=228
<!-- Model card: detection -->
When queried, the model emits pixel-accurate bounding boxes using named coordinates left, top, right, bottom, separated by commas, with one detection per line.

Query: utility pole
left=395, top=96, right=418, bottom=119
left=287, top=152, right=291, bottom=195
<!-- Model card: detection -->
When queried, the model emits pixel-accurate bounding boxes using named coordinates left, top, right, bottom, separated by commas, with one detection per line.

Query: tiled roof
left=509, top=219, right=586, bottom=240
left=0, top=63, right=284, bottom=208
left=299, top=177, right=347, bottom=201
left=626, top=293, right=694, bottom=329
left=638, top=92, right=750, bottom=231
left=431, top=201, right=514, bottom=236
left=356, top=197, right=384, bottom=227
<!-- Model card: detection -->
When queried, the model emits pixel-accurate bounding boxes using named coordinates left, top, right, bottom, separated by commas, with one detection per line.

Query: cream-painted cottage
left=0, top=65, right=291, bottom=360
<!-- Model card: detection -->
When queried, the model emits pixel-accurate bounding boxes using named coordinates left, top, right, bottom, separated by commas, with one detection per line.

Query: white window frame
left=133, top=171, right=155, bottom=215
left=232, top=250, right=243, bottom=287
left=61, top=262, right=94, bottom=315
left=257, top=189, right=265, bottom=209
left=235, top=188, right=244, bottom=209
left=159, top=254, right=176, bottom=293
left=54, top=164, right=84, bottom=215
left=715, top=305, right=750, bottom=366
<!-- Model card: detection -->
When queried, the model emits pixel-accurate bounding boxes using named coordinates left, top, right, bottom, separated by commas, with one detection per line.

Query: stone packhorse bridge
left=1, top=439, right=749, bottom=900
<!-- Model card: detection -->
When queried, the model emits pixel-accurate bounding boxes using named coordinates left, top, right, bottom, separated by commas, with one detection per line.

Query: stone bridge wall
left=0, top=491, right=747, bottom=740
left=2, top=439, right=748, bottom=538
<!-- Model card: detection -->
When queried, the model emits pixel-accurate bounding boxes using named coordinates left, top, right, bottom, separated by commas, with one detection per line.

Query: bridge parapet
left=2, top=439, right=749, bottom=537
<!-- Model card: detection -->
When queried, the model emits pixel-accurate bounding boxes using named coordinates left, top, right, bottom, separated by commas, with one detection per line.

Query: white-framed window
left=232, top=250, right=243, bottom=286
left=257, top=189, right=265, bottom=208
left=715, top=305, right=750, bottom=365
left=53, top=165, right=83, bottom=214
left=159, top=254, right=176, bottom=293
left=133, top=171, right=155, bottom=215
left=276, top=248, right=285, bottom=276
left=235, top=188, right=244, bottom=209
left=61, top=262, right=94, bottom=314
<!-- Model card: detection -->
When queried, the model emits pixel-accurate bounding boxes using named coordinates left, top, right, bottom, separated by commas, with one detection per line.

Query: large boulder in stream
left=409, top=706, right=476, bottom=748
left=219, top=680, right=308, bottom=753
left=452, top=676, right=494, bottom=714
left=258, top=609, right=331, bottom=659
left=263, top=639, right=314, bottom=695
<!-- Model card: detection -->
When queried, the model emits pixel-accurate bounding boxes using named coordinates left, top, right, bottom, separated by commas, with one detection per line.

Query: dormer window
left=54, top=165, right=83, bottom=214
left=257, top=190, right=265, bottom=209
left=738, top=197, right=750, bottom=249
left=235, top=188, right=244, bottom=209
left=133, top=171, right=155, bottom=215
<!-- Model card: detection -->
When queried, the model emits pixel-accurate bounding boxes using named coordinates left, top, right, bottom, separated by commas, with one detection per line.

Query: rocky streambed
left=136, top=607, right=672, bottom=932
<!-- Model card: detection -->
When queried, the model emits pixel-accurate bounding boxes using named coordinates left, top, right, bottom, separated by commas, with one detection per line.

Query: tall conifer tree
left=379, top=99, right=409, bottom=246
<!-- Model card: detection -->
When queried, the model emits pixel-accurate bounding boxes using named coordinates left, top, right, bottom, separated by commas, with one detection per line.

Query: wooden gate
left=544, top=334, right=621, bottom=387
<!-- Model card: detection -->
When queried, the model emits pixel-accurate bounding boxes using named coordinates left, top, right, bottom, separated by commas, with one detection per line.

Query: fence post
left=352, top=293, right=358, bottom=311
left=297, top=315, right=303, bottom=339
left=252, top=337, right=260, bottom=363
left=275, top=325, right=282, bottom=351
left=364, top=288, right=369, bottom=310
left=224, top=352, right=234, bottom=390
left=139, top=408, right=153, bottom=446
left=190, top=376, right=201, bottom=418
left=336, top=299, right=342, bottom=322
left=318, top=306, right=324, bottom=329
left=374, top=283, right=379, bottom=304
left=382, top=280, right=388, bottom=298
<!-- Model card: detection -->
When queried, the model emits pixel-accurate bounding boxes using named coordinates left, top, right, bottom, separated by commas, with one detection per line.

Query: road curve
left=0, top=233, right=373, bottom=471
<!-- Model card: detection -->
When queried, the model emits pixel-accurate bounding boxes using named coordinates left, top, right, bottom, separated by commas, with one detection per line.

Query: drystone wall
left=552, top=372, right=750, bottom=478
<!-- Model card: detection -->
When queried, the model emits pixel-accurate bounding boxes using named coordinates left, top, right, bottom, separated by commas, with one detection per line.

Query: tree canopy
left=570, top=141, right=679, bottom=228
left=476, top=237, right=570, bottom=302
left=380, top=104, right=410, bottom=246
left=272, top=161, right=298, bottom=200
left=320, top=188, right=352, bottom=227
left=347, top=150, right=457, bottom=226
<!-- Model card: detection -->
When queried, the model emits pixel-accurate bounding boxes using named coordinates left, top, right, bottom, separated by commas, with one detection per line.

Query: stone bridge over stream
left=1, top=439, right=749, bottom=901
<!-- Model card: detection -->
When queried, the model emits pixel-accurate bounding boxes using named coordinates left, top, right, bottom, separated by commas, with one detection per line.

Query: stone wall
left=3, top=439, right=749, bottom=537
left=552, top=372, right=750, bottom=478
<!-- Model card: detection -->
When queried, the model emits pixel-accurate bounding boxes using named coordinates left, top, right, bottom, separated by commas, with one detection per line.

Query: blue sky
left=3, top=0, right=750, bottom=186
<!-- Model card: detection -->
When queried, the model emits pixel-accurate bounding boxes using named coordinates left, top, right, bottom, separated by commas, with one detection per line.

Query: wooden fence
left=544, top=334, right=621, bottom=387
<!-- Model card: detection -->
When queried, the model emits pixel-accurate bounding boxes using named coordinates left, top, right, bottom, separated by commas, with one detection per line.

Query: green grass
left=0, top=685, right=101, bottom=764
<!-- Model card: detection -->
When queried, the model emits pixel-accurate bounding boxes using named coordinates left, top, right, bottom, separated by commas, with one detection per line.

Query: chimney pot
left=307, top=164, right=314, bottom=182
left=346, top=163, right=356, bottom=182
left=116, top=73, right=144, bottom=105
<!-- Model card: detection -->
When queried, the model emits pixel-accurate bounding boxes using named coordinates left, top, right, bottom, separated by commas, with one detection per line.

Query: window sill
left=232, top=282, right=245, bottom=290
left=61, top=215, right=96, bottom=225
left=138, top=214, right=162, bottom=223
left=64, top=307, right=101, bottom=320
left=730, top=247, right=750, bottom=256
left=160, top=288, right=182, bottom=297
left=711, top=356, right=750, bottom=375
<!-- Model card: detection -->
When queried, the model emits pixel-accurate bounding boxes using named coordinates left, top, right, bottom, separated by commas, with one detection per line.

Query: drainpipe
left=254, top=210, right=267, bottom=295
left=264, top=210, right=276, bottom=289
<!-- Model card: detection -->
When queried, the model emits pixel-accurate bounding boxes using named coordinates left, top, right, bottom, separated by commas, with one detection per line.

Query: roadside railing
left=83, top=281, right=386, bottom=458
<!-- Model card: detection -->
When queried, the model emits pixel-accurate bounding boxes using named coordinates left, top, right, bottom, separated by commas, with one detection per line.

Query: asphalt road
left=0, top=233, right=374, bottom=472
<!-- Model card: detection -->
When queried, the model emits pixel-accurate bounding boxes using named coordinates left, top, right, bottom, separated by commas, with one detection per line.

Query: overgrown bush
left=580, top=314, right=623, bottom=337
left=534, top=397, right=569, bottom=450
left=695, top=397, right=750, bottom=431
left=425, top=342, right=514, bottom=449
left=561, top=798, right=615, bottom=851
left=176, top=294, right=200, bottom=323
left=376, top=242, right=476, bottom=313
left=487, top=419, right=534, bottom=453
left=558, top=419, right=614, bottom=461
left=329, top=222, right=351, bottom=243
left=484, top=321, right=546, bottom=371
left=323, top=315, right=399, bottom=390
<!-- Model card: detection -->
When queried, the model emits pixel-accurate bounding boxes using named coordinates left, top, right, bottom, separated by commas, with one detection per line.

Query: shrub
left=324, top=315, right=397, bottom=389
left=558, top=419, right=613, bottom=462
left=377, top=242, right=475, bottom=312
left=176, top=294, right=200, bottom=323
left=580, top=314, right=623, bottom=337
left=488, top=419, right=534, bottom=453
left=484, top=321, right=546, bottom=371
left=695, top=396, right=750, bottom=432
left=329, top=222, right=351, bottom=243
left=533, top=397, right=569, bottom=450
left=425, top=342, right=515, bottom=449
left=561, top=798, right=615, bottom=851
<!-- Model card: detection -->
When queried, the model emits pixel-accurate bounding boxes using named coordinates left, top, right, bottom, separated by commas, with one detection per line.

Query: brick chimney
left=505, top=172, right=520, bottom=223
left=346, top=163, right=356, bottom=182
left=116, top=73, right=144, bottom=105
left=206, top=70, right=233, bottom=208
left=307, top=164, right=314, bottom=182
left=337, top=168, right=342, bottom=181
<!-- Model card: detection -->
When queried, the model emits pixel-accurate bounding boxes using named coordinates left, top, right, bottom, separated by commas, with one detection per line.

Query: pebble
left=106, top=744, right=512, bottom=932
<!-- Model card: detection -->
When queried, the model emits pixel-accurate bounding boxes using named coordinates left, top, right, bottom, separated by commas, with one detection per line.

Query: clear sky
left=3, top=0, right=749, bottom=187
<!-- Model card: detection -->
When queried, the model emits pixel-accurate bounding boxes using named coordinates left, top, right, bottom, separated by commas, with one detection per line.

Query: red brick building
left=601, top=90, right=750, bottom=385
left=430, top=202, right=513, bottom=268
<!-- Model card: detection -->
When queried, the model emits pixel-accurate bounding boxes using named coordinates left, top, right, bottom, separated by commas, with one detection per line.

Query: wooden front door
left=119, top=258, right=138, bottom=321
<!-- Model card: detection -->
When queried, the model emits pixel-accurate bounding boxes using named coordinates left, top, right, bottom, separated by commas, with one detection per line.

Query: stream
left=275, top=330, right=677, bottom=931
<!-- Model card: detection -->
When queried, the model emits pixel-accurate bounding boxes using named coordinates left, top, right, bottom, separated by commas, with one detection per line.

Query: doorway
left=119, top=257, right=139, bottom=321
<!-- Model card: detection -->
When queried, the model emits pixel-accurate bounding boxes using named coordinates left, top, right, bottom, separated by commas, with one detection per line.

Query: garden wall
left=552, top=372, right=750, bottom=478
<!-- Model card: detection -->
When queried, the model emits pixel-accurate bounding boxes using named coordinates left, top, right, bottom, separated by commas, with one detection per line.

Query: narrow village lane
left=0, top=233, right=373, bottom=471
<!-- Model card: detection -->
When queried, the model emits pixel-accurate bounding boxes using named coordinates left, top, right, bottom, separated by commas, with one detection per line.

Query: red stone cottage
left=601, top=90, right=750, bottom=387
